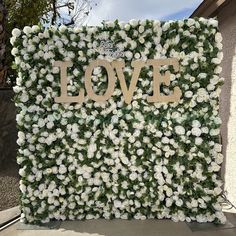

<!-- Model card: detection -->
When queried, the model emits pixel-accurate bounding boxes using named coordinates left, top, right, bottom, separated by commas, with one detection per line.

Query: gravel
left=0, top=162, right=20, bottom=211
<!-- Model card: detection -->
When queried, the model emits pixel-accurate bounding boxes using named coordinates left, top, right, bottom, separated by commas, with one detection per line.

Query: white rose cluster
left=12, top=19, right=225, bottom=224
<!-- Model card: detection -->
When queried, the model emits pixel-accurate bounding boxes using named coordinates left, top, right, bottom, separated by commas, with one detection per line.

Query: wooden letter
left=112, top=60, right=146, bottom=104
left=85, top=59, right=116, bottom=102
left=54, top=61, right=85, bottom=103
left=147, top=58, right=182, bottom=103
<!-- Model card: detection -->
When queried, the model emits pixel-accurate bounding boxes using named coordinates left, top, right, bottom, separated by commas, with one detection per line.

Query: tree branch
left=51, top=0, right=57, bottom=25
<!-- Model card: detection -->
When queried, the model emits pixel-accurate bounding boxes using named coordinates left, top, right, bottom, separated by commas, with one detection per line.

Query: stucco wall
left=0, top=89, right=17, bottom=167
left=218, top=0, right=236, bottom=208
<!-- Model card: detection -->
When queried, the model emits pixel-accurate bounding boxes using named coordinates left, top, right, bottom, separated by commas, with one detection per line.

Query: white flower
left=38, top=119, right=45, bottom=127
left=216, top=212, right=227, bottom=224
left=175, top=126, right=185, bottom=135
left=27, top=175, right=35, bottom=182
left=210, top=129, right=220, bottom=136
left=124, top=24, right=130, bottom=31
left=162, top=136, right=169, bottom=144
left=191, top=120, right=201, bottom=129
left=129, top=19, right=139, bottom=27
left=217, top=52, right=223, bottom=61
left=191, top=127, right=202, bottom=137
left=125, top=51, right=133, bottom=59
left=212, top=58, right=221, bottom=64
left=46, top=74, right=54, bottom=82
left=195, top=137, right=203, bottom=145
left=23, top=26, right=32, bottom=35
left=10, top=36, right=16, bottom=45
left=187, top=19, right=195, bottom=27
left=17, top=131, right=25, bottom=146
left=214, top=143, right=222, bottom=152
left=121, top=156, right=129, bottom=165
left=19, top=168, right=26, bottom=177
left=137, top=149, right=144, bottom=156
left=208, top=19, right=218, bottom=28
left=114, top=200, right=122, bottom=208
left=128, top=136, right=135, bottom=143
left=88, top=143, right=97, bottom=158
left=106, top=21, right=115, bottom=28
left=129, top=172, right=138, bottom=181
left=162, top=22, right=170, bottom=31
left=166, top=188, right=173, bottom=197
left=46, top=122, right=54, bottom=129
left=32, top=25, right=40, bottom=32
left=134, top=53, right=140, bottom=59
left=138, top=25, right=145, bottom=33
left=12, top=28, right=21, bottom=37
left=36, top=95, right=43, bottom=103
left=19, top=182, right=26, bottom=193
left=214, top=187, right=222, bottom=195
left=176, top=199, right=183, bottom=207
left=59, top=25, right=67, bottom=33
left=14, top=57, right=21, bottom=65
left=59, top=165, right=67, bottom=174
left=166, top=198, right=173, bottom=207
left=201, top=127, right=209, bottom=134
left=215, top=32, right=223, bottom=43
left=28, top=45, right=36, bottom=52
left=139, top=37, right=145, bottom=44
left=209, top=162, right=220, bottom=172
left=184, top=91, right=193, bottom=98
left=11, top=48, right=18, bottom=56
left=21, top=93, right=29, bottom=103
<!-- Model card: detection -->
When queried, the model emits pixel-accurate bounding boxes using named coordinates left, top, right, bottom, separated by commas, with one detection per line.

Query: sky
left=84, top=0, right=203, bottom=26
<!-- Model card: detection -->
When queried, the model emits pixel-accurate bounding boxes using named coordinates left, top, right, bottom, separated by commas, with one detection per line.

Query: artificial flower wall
left=11, top=18, right=225, bottom=224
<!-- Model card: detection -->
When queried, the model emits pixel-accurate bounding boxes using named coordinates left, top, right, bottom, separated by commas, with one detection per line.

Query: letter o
left=85, top=59, right=116, bottom=102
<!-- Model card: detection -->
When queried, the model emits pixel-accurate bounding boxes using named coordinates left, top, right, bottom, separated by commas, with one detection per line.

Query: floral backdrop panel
left=11, top=18, right=225, bottom=224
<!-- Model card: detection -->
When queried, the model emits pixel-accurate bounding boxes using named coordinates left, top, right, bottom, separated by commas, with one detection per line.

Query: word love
left=54, top=58, right=182, bottom=104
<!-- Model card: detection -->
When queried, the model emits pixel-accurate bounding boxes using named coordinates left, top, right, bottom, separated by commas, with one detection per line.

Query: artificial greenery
left=12, top=18, right=225, bottom=224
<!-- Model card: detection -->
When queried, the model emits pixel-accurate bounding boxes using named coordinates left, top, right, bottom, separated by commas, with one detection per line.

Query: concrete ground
left=0, top=206, right=20, bottom=227
left=1, top=213, right=236, bottom=236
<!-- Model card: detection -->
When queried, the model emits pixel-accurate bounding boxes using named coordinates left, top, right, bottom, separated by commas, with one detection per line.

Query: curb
left=0, top=206, right=20, bottom=228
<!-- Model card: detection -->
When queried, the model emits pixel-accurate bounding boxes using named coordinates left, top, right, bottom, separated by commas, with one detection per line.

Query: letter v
left=111, top=60, right=146, bottom=104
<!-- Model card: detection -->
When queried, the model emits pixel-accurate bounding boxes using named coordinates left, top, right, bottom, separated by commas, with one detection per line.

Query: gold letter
left=147, top=58, right=182, bottom=103
left=54, top=61, right=85, bottom=103
left=85, top=59, right=116, bottom=102
left=112, top=60, right=145, bottom=104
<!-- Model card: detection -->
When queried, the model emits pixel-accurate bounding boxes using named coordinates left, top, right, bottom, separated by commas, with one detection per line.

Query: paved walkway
left=224, top=51, right=236, bottom=211
left=1, top=214, right=236, bottom=236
